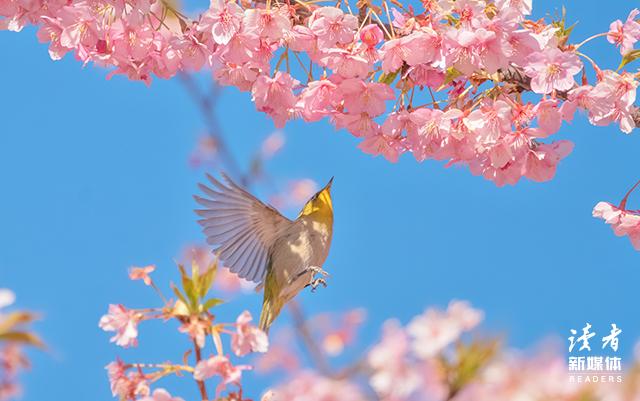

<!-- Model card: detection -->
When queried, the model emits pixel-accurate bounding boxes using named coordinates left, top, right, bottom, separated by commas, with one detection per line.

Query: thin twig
left=288, top=301, right=333, bottom=375
left=288, top=301, right=368, bottom=381
left=178, top=73, right=248, bottom=185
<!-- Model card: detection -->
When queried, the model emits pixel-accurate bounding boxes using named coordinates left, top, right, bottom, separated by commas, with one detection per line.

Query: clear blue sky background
left=1, top=1, right=640, bottom=400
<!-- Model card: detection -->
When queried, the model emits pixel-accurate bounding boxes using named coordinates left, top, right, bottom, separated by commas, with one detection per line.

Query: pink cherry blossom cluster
left=0, top=344, right=26, bottom=401
left=259, top=300, right=484, bottom=400
left=259, top=300, right=640, bottom=401
left=3, top=0, right=640, bottom=186
left=99, top=262, right=268, bottom=401
left=0, top=289, right=42, bottom=401
left=593, top=179, right=640, bottom=250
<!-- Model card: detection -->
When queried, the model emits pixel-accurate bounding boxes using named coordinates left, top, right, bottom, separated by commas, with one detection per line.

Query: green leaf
left=444, top=14, right=458, bottom=26
left=177, top=263, right=197, bottom=307
left=199, top=265, right=217, bottom=298
left=171, top=283, right=188, bottom=305
left=618, top=49, right=640, bottom=71
left=550, top=6, right=577, bottom=45
left=447, top=339, right=499, bottom=396
left=0, top=331, right=45, bottom=348
left=202, top=298, right=224, bottom=311
left=182, top=278, right=195, bottom=299
left=178, top=263, right=189, bottom=287
left=563, top=21, right=577, bottom=37
left=378, top=70, right=399, bottom=85
left=186, top=283, right=198, bottom=310
left=443, top=67, right=462, bottom=86
left=0, top=312, right=37, bottom=334
left=191, top=261, right=200, bottom=289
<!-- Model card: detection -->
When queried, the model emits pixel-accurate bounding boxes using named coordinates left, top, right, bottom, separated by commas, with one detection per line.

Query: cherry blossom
left=338, top=79, right=395, bottom=117
left=96, top=256, right=640, bottom=401
left=265, top=371, right=367, bottom=401
left=4, top=0, right=640, bottom=253
left=380, top=30, right=441, bottom=73
left=3, top=0, right=639, bottom=198
left=252, top=72, right=300, bottom=128
left=0, top=290, right=15, bottom=310
left=408, top=300, right=483, bottom=359
left=178, top=316, right=210, bottom=349
left=317, top=309, right=365, bottom=356
left=358, top=133, right=403, bottom=163
left=593, top=202, right=640, bottom=250
left=296, top=79, right=339, bottom=122
left=359, top=24, right=383, bottom=48
left=524, top=48, right=582, bottom=94
left=368, top=320, right=421, bottom=399
left=0, top=293, right=40, bottom=401
left=308, top=7, right=358, bottom=48
left=129, top=265, right=156, bottom=286
left=106, top=360, right=151, bottom=400
left=99, top=304, right=141, bottom=348
left=100, top=261, right=267, bottom=401
left=587, top=70, right=639, bottom=134
left=193, top=355, right=251, bottom=396
left=138, top=389, right=185, bottom=401
left=607, top=9, right=640, bottom=55
left=0, top=344, right=27, bottom=401
left=259, top=298, right=640, bottom=401
left=231, top=311, right=269, bottom=357
left=260, top=131, right=285, bottom=159
left=524, top=140, right=574, bottom=183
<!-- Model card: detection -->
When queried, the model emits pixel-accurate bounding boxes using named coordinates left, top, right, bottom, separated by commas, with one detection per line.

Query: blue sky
left=1, top=0, right=640, bottom=400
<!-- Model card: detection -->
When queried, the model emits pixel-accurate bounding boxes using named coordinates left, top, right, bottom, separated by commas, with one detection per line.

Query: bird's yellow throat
left=298, top=186, right=333, bottom=222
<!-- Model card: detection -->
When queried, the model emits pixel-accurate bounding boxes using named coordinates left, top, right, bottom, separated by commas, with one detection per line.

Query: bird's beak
left=325, top=176, right=334, bottom=190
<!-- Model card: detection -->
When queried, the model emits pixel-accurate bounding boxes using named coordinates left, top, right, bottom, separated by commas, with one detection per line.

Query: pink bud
left=360, top=24, right=383, bottom=47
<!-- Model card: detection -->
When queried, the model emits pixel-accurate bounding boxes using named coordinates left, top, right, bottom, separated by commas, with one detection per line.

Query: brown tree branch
left=192, top=339, right=209, bottom=401
left=497, top=65, right=640, bottom=128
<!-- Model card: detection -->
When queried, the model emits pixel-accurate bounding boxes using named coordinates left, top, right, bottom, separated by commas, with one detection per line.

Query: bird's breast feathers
left=277, top=218, right=332, bottom=262
left=269, top=217, right=332, bottom=285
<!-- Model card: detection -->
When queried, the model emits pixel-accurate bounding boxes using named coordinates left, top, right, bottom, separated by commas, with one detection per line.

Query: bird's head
left=299, top=177, right=334, bottom=218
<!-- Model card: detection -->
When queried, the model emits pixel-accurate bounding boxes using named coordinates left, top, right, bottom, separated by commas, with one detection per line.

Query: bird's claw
left=308, top=266, right=330, bottom=277
left=309, top=278, right=327, bottom=292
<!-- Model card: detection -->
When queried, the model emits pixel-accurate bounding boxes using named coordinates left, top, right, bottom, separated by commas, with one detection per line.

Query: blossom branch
left=5, top=0, right=640, bottom=191
left=496, top=65, right=640, bottom=127
left=101, top=262, right=268, bottom=401
left=192, top=339, right=210, bottom=401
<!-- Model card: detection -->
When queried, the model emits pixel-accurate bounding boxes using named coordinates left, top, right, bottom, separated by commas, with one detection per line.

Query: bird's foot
left=306, top=266, right=329, bottom=292
left=308, top=277, right=327, bottom=292
left=286, top=266, right=330, bottom=287
left=308, top=265, right=330, bottom=278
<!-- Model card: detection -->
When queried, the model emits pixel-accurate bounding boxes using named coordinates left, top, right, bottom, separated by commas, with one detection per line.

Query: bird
left=194, top=173, right=334, bottom=333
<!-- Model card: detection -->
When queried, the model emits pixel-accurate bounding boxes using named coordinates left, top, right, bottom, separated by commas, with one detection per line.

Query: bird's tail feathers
left=259, top=296, right=283, bottom=334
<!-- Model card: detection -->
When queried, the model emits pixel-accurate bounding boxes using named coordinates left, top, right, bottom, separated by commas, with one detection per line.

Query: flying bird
left=194, top=173, right=334, bottom=332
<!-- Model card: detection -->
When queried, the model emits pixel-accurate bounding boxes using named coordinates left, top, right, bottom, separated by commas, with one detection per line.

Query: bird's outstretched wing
left=194, top=173, right=293, bottom=284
